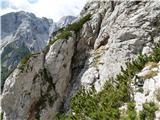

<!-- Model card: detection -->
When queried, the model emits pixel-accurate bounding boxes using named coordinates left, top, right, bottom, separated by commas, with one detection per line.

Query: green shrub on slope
left=56, top=42, right=160, bottom=120
left=139, top=102, right=158, bottom=120
left=18, top=53, right=32, bottom=71
left=123, top=102, right=137, bottom=120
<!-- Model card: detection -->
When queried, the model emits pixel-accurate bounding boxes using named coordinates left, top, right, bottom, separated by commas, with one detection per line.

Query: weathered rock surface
left=1, top=0, right=160, bottom=120
left=1, top=54, right=46, bottom=120
left=133, top=62, right=160, bottom=118
left=78, top=0, right=160, bottom=91
left=1, top=34, right=76, bottom=120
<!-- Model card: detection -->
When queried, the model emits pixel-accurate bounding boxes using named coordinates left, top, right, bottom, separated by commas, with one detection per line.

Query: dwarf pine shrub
left=139, top=102, right=158, bottom=120
left=127, top=102, right=137, bottom=120
left=19, top=53, right=32, bottom=71
left=55, top=42, right=160, bottom=119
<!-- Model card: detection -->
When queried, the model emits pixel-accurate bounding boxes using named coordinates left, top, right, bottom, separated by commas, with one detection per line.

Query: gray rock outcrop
left=1, top=33, right=76, bottom=119
left=133, top=62, right=160, bottom=111
left=78, top=0, right=160, bottom=91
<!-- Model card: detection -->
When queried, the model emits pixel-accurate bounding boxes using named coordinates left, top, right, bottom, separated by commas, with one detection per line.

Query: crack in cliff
left=58, top=10, right=107, bottom=114
left=29, top=68, right=57, bottom=120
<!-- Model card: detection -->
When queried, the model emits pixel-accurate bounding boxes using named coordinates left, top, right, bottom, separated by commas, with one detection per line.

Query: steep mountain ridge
left=1, top=11, right=76, bottom=89
left=1, top=0, right=160, bottom=120
left=1, top=11, right=55, bottom=51
left=1, top=11, right=55, bottom=89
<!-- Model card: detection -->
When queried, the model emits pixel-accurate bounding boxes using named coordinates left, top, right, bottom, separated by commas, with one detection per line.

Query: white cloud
left=0, top=0, right=88, bottom=22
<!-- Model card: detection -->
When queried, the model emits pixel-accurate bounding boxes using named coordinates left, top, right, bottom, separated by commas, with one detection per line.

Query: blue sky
left=0, top=0, right=87, bottom=22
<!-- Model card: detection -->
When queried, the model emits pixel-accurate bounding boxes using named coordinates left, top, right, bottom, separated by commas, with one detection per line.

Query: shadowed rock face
left=1, top=0, right=160, bottom=120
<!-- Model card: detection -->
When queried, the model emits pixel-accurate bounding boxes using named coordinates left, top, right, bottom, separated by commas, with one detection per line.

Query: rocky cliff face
left=133, top=62, right=160, bottom=119
left=1, top=11, right=55, bottom=88
left=1, top=0, right=160, bottom=120
left=1, top=11, right=75, bottom=89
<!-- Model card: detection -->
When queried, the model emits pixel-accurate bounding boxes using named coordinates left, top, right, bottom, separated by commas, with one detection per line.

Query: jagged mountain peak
left=57, top=15, right=76, bottom=28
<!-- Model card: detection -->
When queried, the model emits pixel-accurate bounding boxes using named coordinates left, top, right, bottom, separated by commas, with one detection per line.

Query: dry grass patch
left=145, top=62, right=158, bottom=69
left=155, top=88, right=160, bottom=102
left=143, top=70, right=158, bottom=80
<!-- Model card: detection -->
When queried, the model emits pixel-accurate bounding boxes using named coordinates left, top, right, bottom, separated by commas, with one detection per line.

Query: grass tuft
left=143, top=70, right=158, bottom=80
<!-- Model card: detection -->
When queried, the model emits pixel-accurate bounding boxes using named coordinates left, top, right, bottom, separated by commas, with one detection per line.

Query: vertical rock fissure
left=56, top=32, right=80, bottom=113
left=62, top=32, right=93, bottom=113
left=60, top=11, right=106, bottom=113
left=32, top=68, right=57, bottom=120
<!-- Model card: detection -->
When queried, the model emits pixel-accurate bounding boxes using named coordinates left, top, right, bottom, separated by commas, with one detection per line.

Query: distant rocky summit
left=57, top=16, right=76, bottom=28
left=1, top=0, right=160, bottom=120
